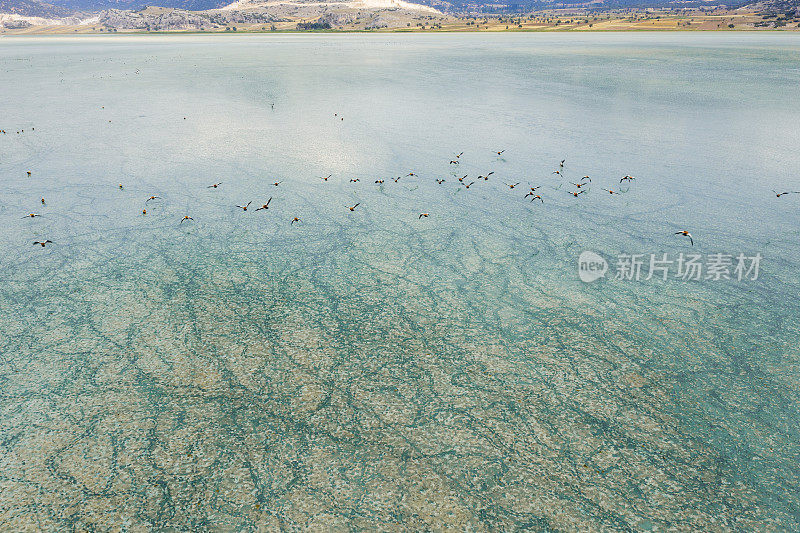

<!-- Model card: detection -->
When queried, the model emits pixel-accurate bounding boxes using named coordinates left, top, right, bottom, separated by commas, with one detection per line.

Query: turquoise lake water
left=1, top=33, right=799, bottom=530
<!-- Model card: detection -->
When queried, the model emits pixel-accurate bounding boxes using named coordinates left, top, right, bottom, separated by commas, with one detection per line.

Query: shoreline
left=3, top=27, right=800, bottom=35
left=3, top=8, right=799, bottom=35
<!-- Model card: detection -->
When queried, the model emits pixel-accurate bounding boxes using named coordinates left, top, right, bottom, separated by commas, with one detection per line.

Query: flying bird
left=291, top=217, right=301, bottom=225
left=41, top=198, right=46, bottom=205
left=529, top=195, right=543, bottom=203
left=207, top=182, right=222, bottom=188
left=350, top=179, right=360, bottom=182
left=620, top=175, right=635, bottom=183
left=272, top=181, right=281, bottom=186
left=601, top=188, right=618, bottom=194
left=464, top=181, right=476, bottom=189
left=347, top=203, right=360, bottom=211
left=180, top=216, right=194, bottom=224
left=675, top=230, right=694, bottom=246
left=772, top=190, right=800, bottom=197
left=236, top=201, right=252, bottom=211
left=436, top=179, right=445, bottom=184
left=320, top=175, right=332, bottom=181
left=375, top=179, right=385, bottom=184
left=571, top=182, right=590, bottom=189
left=255, top=198, right=272, bottom=211
left=449, top=160, right=459, bottom=165
left=33, top=240, right=52, bottom=247
left=505, top=183, right=520, bottom=189
left=23, top=213, right=40, bottom=218
left=419, top=213, right=429, bottom=219
left=568, top=190, right=586, bottom=197
left=496, top=150, right=505, bottom=155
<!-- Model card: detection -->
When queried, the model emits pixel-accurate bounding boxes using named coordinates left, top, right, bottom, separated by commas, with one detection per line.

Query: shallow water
left=1, top=33, right=799, bottom=530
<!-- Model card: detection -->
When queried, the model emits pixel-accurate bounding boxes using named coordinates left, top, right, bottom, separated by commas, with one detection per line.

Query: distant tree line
left=296, top=21, right=331, bottom=30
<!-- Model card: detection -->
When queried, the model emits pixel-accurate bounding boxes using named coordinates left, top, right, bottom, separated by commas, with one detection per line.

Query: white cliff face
left=220, top=0, right=440, bottom=14
left=348, top=0, right=440, bottom=14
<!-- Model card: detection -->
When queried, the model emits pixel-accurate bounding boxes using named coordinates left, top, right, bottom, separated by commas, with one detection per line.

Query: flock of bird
left=17, top=152, right=669, bottom=246
left=10, top=121, right=800, bottom=250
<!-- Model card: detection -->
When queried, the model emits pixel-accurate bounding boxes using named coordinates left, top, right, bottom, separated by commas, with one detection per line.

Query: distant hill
left=416, top=0, right=757, bottom=12
left=0, top=0, right=74, bottom=16
left=1, top=0, right=794, bottom=16
left=45, top=0, right=228, bottom=10
left=748, top=0, right=800, bottom=12
left=0, top=0, right=228, bottom=13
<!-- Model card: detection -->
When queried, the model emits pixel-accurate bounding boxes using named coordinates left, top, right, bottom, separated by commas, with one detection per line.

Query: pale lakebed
left=1, top=33, right=799, bottom=530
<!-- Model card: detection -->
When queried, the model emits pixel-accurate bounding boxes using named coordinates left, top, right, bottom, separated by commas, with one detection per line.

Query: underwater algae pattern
left=2, top=223, right=797, bottom=531
left=2, top=32, right=800, bottom=531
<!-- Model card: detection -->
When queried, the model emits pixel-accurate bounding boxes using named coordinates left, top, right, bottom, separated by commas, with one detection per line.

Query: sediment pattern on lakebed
left=2, top=228, right=798, bottom=530
left=2, top=33, right=800, bottom=531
